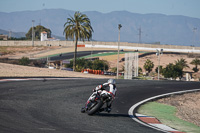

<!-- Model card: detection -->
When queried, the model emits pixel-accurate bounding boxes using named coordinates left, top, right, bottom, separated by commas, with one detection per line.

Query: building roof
left=41, top=31, right=47, bottom=34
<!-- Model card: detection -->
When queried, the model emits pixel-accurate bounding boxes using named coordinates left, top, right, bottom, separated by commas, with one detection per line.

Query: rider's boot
left=105, top=107, right=111, bottom=113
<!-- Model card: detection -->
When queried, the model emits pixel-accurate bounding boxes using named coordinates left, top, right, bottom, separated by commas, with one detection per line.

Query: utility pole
left=91, top=38, right=93, bottom=58
left=156, top=49, right=163, bottom=80
left=117, top=24, right=122, bottom=79
left=193, top=27, right=197, bottom=47
left=8, top=30, right=12, bottom=39
left=138, top=26, right=142, bottom=44
left=32, top=20, right=35, bottom=47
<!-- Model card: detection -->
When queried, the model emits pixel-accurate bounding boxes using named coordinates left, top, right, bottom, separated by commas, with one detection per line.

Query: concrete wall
left=0, top=40, right=199, bottom=50
left=0, top=41, right=74, bottom=47
left=84, top=41, right=200, bottom=50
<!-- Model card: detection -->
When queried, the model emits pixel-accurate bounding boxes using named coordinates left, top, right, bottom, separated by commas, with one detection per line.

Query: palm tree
left=143, top=59, right=154, bottom=73
left=64, top=11, right=93, bottom=71
left=175, top=58, right=189, bottom=70
left=190, top=58, right=200, bottom=72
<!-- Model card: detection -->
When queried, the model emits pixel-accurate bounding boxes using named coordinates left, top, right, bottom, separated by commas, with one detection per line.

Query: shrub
left=19, top=57, right=30, bottom=66
left=143, top=59, right=154, bottom=73
left=65, top=58, right=109, bottom=72
left=155, top=66, right=163, bottom=74
left=162, top=63, right=183, bottom=79
left=92, top=60, right=109, bottom=71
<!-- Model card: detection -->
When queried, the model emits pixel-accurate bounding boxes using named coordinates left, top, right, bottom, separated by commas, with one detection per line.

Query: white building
left=41, top=31, right=48, bottom=41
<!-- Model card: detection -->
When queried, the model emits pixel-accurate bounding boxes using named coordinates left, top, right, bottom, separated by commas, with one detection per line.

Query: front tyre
left=87, top=100, right=103, bottom=115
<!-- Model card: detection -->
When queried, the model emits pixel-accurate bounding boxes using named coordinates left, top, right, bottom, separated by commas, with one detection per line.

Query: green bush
left=65, top=58, right=109, bottom=72
left=92, top=60, right=109, bottom=71
left=155, top=65, right=163, bottom=74
left=162, top=63, right=183, bottom=79
left=19, top=57, right=30, bottom=66
left=143, top=59, right=154, bottom=73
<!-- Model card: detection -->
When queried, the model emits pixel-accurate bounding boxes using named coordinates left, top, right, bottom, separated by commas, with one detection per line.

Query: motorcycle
left=81, top=90, right=112, bottom=115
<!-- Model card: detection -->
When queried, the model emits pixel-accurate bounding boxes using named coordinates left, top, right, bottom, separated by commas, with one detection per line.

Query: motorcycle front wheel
left=87, top=100, right=103, bottom=115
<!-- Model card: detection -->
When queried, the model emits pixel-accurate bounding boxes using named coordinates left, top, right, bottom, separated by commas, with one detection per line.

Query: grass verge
left=81, top=51, right=147, bottom=59
left=138, top=102, right=200, bottom=133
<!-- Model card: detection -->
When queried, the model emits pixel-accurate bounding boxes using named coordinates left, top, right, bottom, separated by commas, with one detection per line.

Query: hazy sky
left=1, top=0, right=200, bottom=18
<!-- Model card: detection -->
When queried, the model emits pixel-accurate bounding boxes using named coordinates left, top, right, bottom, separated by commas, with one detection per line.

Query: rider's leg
left=105, top=100, right=113, bottom=113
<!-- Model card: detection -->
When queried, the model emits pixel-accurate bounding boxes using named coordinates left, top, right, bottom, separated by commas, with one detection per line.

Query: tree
left=143, top=59, right=154, bottom=73
left=155, top=65, right=163, bottom=74
left=190, top=58, right=200, bottom=72
left=75, top=58, right=88, bottom=72
left=26, top=25, right=51, bottom=40
left=175, top=58, right=189, bottom=70
left=138, top=67, right=143, bottom=74
left=162, top=63, right=183, bottom=79
left=64, top=11, right=93, bottom=71
left=65, top=58, right=90, bottom=72
left=92, top=60, right=109, bottom=71
left=64, top=59, right=109, bottom=72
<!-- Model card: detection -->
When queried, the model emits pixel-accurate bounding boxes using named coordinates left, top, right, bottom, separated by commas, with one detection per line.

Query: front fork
left=85, top=92, right=99, bottom=110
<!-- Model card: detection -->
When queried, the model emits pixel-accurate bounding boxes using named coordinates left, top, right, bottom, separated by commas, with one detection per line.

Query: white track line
left=0, top=78, right=84, bottom=82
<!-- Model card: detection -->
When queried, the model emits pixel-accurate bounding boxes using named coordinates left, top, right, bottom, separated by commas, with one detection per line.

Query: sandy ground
left=101, top=53, right=197, bottom=70
left=99, top=52, right=200, bottom=80
left=0, top=62, right=114, bottom=79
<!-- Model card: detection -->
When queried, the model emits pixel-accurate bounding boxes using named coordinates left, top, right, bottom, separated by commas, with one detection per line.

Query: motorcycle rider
left=81, top=79, right=117, bottom=113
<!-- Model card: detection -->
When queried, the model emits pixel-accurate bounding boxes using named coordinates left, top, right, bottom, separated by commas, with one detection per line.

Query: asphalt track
left=0, top=78, right=200, bottom=133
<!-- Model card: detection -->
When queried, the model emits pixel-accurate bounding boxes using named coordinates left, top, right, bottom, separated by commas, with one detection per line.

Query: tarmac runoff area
left=129, top=89, right=200, bottom=133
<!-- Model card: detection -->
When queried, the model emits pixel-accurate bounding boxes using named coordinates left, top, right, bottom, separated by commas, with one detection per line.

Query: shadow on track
left=95, top=113, right=130, bottom=118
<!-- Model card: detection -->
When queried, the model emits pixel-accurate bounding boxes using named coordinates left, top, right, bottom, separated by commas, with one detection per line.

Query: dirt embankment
left=0, top=62, right=113, bottom=79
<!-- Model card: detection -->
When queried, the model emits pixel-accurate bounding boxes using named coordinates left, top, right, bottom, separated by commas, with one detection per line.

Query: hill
left=0, top=9, right=200, bottom=46
left=0, top=29, right=26, bottom=38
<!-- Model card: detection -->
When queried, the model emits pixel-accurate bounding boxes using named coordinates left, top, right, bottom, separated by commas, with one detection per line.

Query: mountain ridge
left=0, top=9, right=200, bottom=46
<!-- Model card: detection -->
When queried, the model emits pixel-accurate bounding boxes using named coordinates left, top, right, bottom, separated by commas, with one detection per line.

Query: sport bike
left=81, top=90, right=111, bottom=115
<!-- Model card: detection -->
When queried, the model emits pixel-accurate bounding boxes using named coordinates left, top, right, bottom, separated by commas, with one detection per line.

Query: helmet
left=107, top=79, right=116, bottom=84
